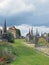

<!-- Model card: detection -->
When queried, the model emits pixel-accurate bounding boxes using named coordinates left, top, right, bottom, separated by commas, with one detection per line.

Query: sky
left=0, top=0, right=49, bottom=15
left=0, top=0, right=49, bottom=26
left=15, top=24, right=49, bottom=36
left=0, top=0, right=49, bottom=36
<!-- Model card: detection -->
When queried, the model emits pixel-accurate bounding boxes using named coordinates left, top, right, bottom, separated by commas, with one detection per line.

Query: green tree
left=16, top=29, right=21, bottom=37
left=48, top=33, right=49, bottom=37
left=7, top=32, right=14, bottom=43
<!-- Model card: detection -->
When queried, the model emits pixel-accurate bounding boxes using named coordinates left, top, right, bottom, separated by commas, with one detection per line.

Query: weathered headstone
left=35, top=29, right=39, bottom=47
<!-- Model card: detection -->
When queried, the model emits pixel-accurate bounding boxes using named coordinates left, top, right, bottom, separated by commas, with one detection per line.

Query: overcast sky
left=0, top=0, right=38, bottom=15
left=0, top=0, right=49, bottom=16
left=0, top=0, right=48, bottom=26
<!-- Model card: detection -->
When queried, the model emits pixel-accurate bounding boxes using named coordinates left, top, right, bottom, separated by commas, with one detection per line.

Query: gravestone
left=35, top=29, right=39, bottom=47
left=26, top=28, right=34, bottom=43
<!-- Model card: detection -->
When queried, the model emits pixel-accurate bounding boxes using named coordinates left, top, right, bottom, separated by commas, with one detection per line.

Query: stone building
left=0, top=19, right=8, bottom=41
left=0, top=19, right=21, bottom=42
left=8, top=26, right=17, bottom=38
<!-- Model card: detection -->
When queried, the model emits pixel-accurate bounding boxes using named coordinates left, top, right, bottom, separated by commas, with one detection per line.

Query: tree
left=7, top=32, right=14, bottom=43
left=16, top=29, right=21, bottom=37
left=48, top=33, right=49, bottom=37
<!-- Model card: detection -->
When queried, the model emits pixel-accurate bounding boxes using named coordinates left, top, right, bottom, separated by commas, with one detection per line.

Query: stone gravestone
left=35, top=29, right=39, bottom=47
left=26, top=28, right=34, bottom=43
left=35, top=35, right=39, bottom=47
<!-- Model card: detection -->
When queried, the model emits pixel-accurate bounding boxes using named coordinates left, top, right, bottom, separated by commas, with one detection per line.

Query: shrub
left=38, top=38, right=47, bottom=45
left=0, top=61, right=4, bottom=65
left=7, top=32, right=14, bottom=43
left=16, top=29, right=21, bottom=37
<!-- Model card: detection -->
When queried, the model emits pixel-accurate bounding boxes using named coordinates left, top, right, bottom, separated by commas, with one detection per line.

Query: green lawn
left=10, top=39, right=49, bottom=65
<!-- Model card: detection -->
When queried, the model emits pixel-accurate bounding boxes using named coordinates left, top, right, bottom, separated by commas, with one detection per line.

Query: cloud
left=26, top=0, right=49, bottom=15
left=35, top=0, right=49, bottom=15
left=0, top=0, right=35, bottom=15
left=38, top=0, right=46, bottom=4
left=0, top=0, right=48, bottom=16
left=15, top=24, right=49, bottom=36
left=0, top=24, right=49, bottom=36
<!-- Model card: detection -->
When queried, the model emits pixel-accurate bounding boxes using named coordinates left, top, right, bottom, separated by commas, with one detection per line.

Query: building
left=8, top=26, right=17, bottom=38
left=0, top=19, right=21, bottom=42
left=0, top=19, right=8, bottom=41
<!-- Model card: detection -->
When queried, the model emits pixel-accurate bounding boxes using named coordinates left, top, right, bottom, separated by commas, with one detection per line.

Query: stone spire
left=35, top=28, right=39, bottom=46
left=36, top=28, right=39, bottom=36
left=2, top=19, right=8, bottom=41
left=29, top=29, right=30, bottom=35
left=3, top=19, right=7, bottom=33
left=31, top=27, right=33, bottom=36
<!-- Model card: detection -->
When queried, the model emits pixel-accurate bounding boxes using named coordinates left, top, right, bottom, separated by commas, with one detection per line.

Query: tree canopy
left=16, top=29, right=21, bottom=37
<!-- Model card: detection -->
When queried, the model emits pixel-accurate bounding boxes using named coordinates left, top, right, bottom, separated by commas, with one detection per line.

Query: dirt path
left=23, top=42, right=35, bottom=48
left=22, top=41, right=49, bottom=56
left=35, top=47, right=49, bottom=56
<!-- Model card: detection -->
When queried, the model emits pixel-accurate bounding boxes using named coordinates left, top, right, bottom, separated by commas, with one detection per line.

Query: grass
left=9, top=39, right=49, bottom=65
left=0, top=41, right=16, bottom=65
left=0, top=42, right=16, bottom=56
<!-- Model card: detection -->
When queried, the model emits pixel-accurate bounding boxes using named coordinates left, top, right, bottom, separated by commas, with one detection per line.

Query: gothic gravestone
left=35, top=29, right=39, bottom=47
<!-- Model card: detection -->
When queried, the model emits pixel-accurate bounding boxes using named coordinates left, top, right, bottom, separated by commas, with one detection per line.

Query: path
left=23, top=41, right=49, bottom=56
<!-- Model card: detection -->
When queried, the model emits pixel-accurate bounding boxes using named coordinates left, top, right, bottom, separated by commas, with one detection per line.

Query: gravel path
left=35, top=47, right=49, bottom=56
left=23, top=42, right=49, bottom=56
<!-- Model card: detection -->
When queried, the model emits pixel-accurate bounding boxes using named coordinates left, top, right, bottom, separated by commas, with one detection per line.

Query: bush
left=0, top=61, right=4, bottom=65
left=38, top=38, right=47, bottom=46
left=48, top=33, right=49, bottom=37
left=16, top=29, right=21, bottom=37
left=0, top=42, right=16, bottom=64
left=7, top=32, right=14, bottom=43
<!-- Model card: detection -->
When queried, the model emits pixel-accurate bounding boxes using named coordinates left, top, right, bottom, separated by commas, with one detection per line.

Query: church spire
left=36, top=28, right=39, bottom=36
left=3, top=19, right=7, bottom=33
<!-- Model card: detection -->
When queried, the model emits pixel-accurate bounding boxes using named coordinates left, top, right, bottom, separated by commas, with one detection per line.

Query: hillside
left=9, top=39, right=49, bottom=65
left=0, top=39, right=49, bottom=65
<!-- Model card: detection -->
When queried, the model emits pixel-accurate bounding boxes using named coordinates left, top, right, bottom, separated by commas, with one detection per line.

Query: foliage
left=48, top=33, right=49, bottom=37
left=0, top=61, right=4, bottom=65
left=16, top=29, right=21, bottom=37
left=38, top=38, right=47, bottom=45
left=7, top=32, right=14, bottom=43
left=0, top=42, right=16, bottom=65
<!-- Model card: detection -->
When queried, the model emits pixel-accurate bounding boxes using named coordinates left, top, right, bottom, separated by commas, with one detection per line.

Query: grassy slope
left=10, top=39, right=49, bottom=65
left=0, top=42, right=16, bottom=58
